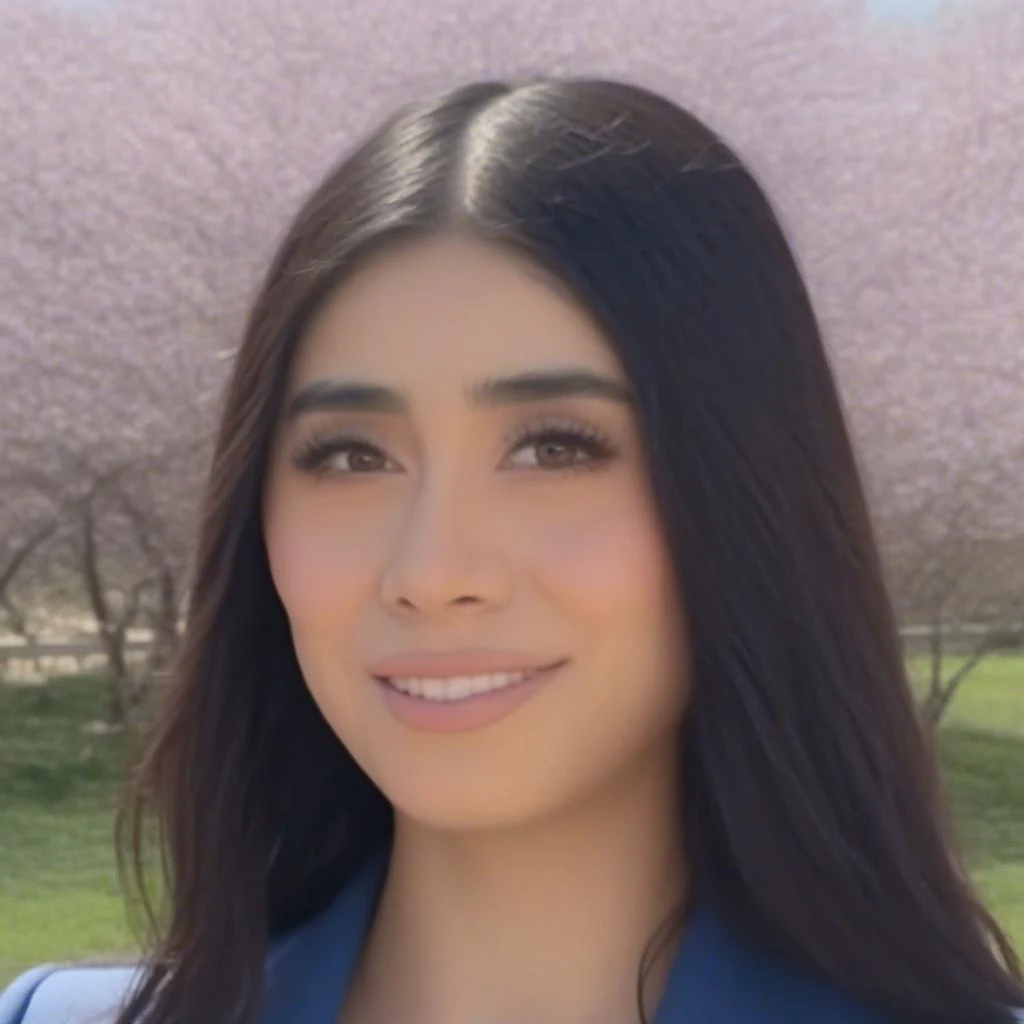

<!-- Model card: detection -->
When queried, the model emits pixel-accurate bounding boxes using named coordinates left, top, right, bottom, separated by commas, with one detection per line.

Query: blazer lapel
left=259, top=852, right=888, bottom=1024
left=260, top=852, right=388, bottom=1024
left=654, top=898, right=894, bottom=1024
left=653, top=897, right=773, bottom=1022
left=259, top=856, right=727, bottom=1024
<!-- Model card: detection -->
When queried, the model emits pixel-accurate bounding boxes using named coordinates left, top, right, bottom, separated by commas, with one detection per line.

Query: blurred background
left=1, top=0, right=1022, bottom=985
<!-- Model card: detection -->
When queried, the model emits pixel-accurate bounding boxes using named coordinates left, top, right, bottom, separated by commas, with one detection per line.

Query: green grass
left=1, top=657, right=1022, bottom=990
left=0, top=677, right=140, bottom=986
left=907, top=652, right=1024, bottom=737
left=904, top=652, right=1024, bottom=951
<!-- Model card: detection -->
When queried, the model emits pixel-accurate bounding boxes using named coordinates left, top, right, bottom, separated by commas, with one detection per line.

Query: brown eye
left=291, top=435, right=395, bottom=477
left=505, top=423, right=618, bottom=475
left=343, top=446, right=388, bottom=473
left=290, top=421, right=618, bottom=480
left=533, top=436, right=586, bottom=468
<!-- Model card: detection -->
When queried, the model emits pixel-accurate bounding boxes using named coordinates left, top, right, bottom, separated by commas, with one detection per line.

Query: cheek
left=527, top=497, right=676, bottom=613
left=263, top=500, right=379, bottom=620
left=526, top=493, right=689, bottom=715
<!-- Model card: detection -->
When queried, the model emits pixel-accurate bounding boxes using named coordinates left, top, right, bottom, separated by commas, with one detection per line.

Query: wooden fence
left=1, top=624, right=1018, bottom=684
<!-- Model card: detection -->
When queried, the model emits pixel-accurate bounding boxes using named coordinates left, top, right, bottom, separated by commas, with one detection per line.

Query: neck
left=343, top=745, right=688, bottom=1024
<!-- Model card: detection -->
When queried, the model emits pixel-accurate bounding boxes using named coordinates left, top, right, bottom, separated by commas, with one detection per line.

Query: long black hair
left=114, top=76, right=1024, bottom=1023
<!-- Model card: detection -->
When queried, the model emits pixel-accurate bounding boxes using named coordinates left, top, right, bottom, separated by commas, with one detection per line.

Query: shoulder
left=0, top=962, right=141, bottom=1024
left=695, top=906, right=1024, bottom=1024
left=715, top=939, right=900, bottom=1023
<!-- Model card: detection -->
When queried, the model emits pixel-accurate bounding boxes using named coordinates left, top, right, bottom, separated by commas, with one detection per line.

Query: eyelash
left=290, top=418, right=619, bottom=480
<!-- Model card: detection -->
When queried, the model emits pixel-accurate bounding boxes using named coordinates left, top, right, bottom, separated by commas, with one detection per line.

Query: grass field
left=1, top=656, right=1022, bottom=990
left=905, top=653, right=1024, bottom=959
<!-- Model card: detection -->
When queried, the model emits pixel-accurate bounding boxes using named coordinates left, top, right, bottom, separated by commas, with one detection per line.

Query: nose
left=378, top=471, right=511, bottom=619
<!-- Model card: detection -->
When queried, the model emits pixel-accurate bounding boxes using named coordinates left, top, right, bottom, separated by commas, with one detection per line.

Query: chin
left=375, top=764, right=570, bottom=835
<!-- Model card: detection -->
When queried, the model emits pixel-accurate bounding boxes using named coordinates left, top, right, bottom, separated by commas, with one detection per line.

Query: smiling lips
left=369, top=653, right=569, bottom=733
left=369, top=648, right=568, bottom=680
left=386, top=668, right=543, bottom=702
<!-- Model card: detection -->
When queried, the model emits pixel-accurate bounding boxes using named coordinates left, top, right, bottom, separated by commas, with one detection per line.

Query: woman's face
left=263, top=234, right=690, bottom=831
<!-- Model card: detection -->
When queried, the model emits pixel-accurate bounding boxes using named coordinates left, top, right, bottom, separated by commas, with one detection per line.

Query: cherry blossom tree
left=0, top=0, right=1020, bottom=723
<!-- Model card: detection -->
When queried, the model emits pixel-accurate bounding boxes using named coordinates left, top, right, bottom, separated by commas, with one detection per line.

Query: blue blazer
left=1, top=847, right=1016, bottom=1023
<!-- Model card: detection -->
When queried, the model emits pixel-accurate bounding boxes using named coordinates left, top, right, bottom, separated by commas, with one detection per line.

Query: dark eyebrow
left=284, top=368, right=635, bottom=422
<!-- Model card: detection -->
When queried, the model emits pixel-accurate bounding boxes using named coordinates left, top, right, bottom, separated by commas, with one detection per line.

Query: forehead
left=289, top=234, right=624, bottom=386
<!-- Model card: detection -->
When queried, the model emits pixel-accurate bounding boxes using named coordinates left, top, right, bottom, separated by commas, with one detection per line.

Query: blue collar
left=260, top=847, right=892, bottom=1023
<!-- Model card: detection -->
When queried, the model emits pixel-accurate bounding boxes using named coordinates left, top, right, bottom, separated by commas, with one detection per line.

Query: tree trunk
left=79, top=502, right=130, bottom=725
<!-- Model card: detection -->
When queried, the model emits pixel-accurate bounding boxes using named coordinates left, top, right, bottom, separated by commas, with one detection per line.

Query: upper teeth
left=387, top=670, right=536, bottom=701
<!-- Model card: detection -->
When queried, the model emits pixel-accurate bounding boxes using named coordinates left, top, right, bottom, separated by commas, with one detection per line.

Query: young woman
left=2, top=76, right=1022, bottom=1024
